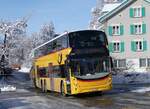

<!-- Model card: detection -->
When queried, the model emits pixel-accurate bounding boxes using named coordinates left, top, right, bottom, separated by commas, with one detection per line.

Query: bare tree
left=39, top=22, right=55, bottom=43
left=22, top=22, right=56, bottom=67
left=0, top=19, right=27, bottom=59
left=0, top=17, right=28, bottom=75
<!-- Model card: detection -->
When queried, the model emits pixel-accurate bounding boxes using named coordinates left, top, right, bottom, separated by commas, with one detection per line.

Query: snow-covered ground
left=18, top=67, right=30, bottom=73
left=113, top=72, right=150, bottom=84
left=113, top=72, right=150, bottom=93
left=131, top=87, right=150, bottom=93
left=0, top=70, right=31, bottom=92
left=0, top=85, right=16, bottom=92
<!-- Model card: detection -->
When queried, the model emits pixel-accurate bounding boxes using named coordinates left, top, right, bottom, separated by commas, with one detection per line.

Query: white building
left=99, top=0, right=150, bottom=72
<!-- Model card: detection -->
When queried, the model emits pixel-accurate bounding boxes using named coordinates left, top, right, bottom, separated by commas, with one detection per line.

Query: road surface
left=1, top=72, right=150, bottom=109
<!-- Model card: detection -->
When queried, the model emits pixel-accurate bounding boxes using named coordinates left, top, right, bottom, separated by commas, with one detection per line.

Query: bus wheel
left=33, top=78, right=38, bottom=88
left=60, top=82, right=66, bottom=96
left=44, top=80, right=47, bottom=92
left=41, top=80, right=45, bottom=93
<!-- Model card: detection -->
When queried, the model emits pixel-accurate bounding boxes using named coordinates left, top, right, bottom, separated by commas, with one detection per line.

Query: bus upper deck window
left=99, top=34, right=105, bottom=42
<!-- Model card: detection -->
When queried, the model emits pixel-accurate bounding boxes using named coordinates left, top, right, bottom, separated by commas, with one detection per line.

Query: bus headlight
left=66, top=80, right=70, bottom=85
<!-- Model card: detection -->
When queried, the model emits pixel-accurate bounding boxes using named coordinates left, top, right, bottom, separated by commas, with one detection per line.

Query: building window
left=118, top=59, right=126, bottom=68
left=134, top=24, right=142, bottom=34
left=133, top=7, right=142, bottom=17
left=113, top=59, right=126, bottom=68
left=113, top=42, right=120, bottom=52
left=147, top=59, right=150, bottom=67
left=131, top=40, right=147, bottom=52
left=130, top=23, right=146, bottom=35
left=113, top=60, right=117, bottom=68
left=136, top=41, right=143, bottom=51
left=130, top=7, right=145, bottom=18
left=112, top=25, right=120, bottom=35
left=140, top=58, right=146, bottom=67
left=140, top=58, right=150, bottom=67
left=109, top=42, right=125, bottom=53
left=108, top=25, right=124, bottom=36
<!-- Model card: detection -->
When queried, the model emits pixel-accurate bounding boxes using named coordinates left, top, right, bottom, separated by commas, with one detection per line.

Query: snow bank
left=113, top=72, right=150, bottom=84
left=0, top=85, right=16, bottom=92
left=131, top=87, right=150, bottom=93
left=19, top=67, right=30, bottom=73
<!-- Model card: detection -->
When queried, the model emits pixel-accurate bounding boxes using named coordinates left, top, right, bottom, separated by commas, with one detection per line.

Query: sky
left=0, top=0, right=96, bottom=35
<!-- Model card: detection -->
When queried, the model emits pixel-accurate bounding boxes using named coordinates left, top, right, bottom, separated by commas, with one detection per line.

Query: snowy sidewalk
left=113, top=72, right=150, bottom=84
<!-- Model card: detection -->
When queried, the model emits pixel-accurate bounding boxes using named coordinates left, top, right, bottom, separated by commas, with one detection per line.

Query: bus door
left=48, top=63, right=54, bottom=91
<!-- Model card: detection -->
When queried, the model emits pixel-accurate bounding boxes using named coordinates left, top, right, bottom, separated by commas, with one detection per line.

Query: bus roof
left=32, top=30, right=103, bottom=51
left=68, top=29, right=103, bottom=34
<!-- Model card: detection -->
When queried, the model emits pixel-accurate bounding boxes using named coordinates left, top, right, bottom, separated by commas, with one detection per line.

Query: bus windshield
left=70, top=57, right=111, bottom=77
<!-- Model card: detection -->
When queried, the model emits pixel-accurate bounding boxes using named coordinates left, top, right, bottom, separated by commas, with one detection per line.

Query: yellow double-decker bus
left=30, top=30, right=112, bottom=95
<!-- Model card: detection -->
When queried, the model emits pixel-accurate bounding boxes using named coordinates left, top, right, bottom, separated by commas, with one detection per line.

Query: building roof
left=102, top=3, right=121, bottom=12
left=145, top=0, right=150, bottom=3
left=99, top=0, right=150, bottom=23
left=99, top=0, right=136, bottom=23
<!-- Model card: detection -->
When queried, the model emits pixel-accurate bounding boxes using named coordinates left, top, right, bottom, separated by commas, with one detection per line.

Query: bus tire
left=60, top=82, right=66, bottom=96
left=41, top=80, right=45, bottom=93
left=33, top=78, right=38, bottom=88
left=44, top=80, right=47, bottom=93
